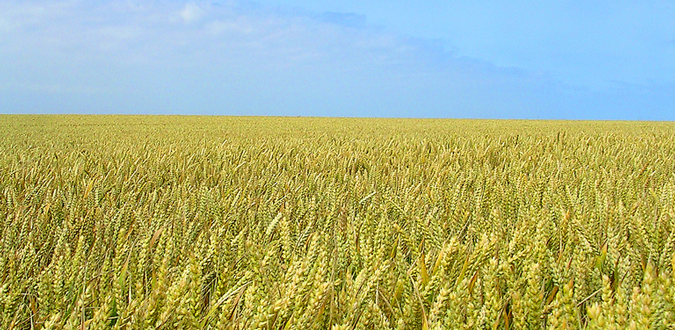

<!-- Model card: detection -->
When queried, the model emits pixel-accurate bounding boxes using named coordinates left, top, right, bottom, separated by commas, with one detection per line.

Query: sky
left=0, top=0, right=674, bottom=119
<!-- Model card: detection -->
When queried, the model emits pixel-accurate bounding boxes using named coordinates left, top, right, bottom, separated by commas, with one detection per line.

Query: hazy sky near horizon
left=1, top=0, right=674, bottom=119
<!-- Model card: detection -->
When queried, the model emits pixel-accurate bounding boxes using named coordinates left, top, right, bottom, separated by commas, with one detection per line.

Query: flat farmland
left=1, top=115, right=675, bottom=329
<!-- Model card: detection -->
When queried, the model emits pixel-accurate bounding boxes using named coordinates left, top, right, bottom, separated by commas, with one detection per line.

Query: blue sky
left=1, top=0, right=674, bottom=119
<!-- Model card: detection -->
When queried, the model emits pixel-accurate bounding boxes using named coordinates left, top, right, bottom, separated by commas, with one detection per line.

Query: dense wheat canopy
left=1, top=115, right=675, bottom=329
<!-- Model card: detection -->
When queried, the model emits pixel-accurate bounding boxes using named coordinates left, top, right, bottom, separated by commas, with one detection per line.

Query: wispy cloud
left=0, top=0, right=672, bottom=119
left=1, top=0, right=507, bottom=72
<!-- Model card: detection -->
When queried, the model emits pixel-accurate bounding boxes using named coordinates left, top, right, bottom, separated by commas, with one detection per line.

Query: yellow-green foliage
left=1, top=115, right=675, bottom=329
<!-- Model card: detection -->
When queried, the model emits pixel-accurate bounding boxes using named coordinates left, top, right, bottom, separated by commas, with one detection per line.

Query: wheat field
left=2, top=115, right=675, bottom=329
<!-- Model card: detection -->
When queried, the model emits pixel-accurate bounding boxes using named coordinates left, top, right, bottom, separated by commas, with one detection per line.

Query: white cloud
left=179, top=3, right=205, bottom=23
left=0, top=0, right=581, bottom=118
left=0, top=0, right=464, bottom=71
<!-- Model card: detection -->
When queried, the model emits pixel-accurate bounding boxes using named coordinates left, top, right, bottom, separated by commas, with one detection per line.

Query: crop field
left=2, top=115, right=675, bottom=329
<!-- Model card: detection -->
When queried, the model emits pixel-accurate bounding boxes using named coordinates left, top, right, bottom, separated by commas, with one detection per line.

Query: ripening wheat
left=1, top=115, right=675, bottom=329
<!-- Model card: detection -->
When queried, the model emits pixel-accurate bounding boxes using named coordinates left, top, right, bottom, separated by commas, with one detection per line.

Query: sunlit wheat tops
left=1, top=115, right=675, bottom=329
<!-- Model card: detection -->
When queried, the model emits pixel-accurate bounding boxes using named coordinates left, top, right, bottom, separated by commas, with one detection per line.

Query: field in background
left=2, top=115, right=675, bottom=329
